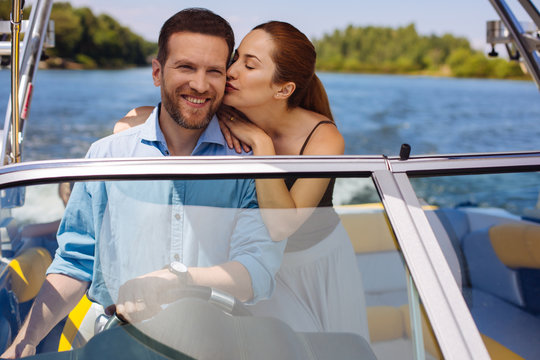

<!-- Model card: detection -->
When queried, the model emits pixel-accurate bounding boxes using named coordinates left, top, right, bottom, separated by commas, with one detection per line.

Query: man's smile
left=181, top=95, right=210, bottom=108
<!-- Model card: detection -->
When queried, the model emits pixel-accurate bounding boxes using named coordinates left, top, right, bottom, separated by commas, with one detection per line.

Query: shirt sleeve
left=46, top=181, right=96, bottom=281
left=228, top=179, right=286, bottom=304
left=46, top=143, right=106, bottom=281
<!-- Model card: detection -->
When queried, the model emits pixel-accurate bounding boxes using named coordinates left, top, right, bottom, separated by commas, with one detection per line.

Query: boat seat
left=342, top=207, right=465, bottom=307
left=340, top=210, right=410, bottom=306
left=341, top=209, right=444, bottom=358
left=340, top=206, right=533, bottom=358
left=366, top=305, right=441, bottom=359
left=463, top=222, right=540, bottom=312
left=7, top=247, right=52, bottom=303
left=366, top=303, right=525, bottom=360
left=461, top=222, right=540, bottom=359
left=0, top=288, right=20, bottom=354
left=432, top=208, right=471, bottom=286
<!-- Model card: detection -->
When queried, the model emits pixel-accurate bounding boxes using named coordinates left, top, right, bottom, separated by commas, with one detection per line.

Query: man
left=2, top=8, right=283, bottom=358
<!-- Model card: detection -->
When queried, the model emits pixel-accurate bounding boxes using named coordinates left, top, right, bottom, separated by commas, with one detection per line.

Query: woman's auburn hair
left=253, top=21, right=334, bottom=122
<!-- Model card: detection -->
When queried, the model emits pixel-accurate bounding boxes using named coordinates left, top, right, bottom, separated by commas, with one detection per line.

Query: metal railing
left=488, top=0, right=540, bottom=90
left=2, top=0, right=54, bottom=165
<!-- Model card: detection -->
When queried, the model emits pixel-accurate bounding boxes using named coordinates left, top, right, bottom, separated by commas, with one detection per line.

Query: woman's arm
left=221, top=115, right=345, bottom=241
left=113, top=106, right=154, bottom=134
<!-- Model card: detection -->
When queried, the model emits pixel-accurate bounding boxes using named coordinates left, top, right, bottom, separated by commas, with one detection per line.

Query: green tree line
left=1, top=1, right=157, bottom=69
left=313, top=24, right=527, bottom=79
left=0, top=2, right=528, bottom=77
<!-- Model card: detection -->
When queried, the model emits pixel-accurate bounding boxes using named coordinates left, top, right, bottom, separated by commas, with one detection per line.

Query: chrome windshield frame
left=372, top=170, right=490, bottom=360
left=387, top=150, right=540, bottom=176
left=0, top=156, right=385, bottom=188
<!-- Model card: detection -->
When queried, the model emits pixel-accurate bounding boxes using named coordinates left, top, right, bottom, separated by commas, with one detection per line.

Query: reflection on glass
left=1, top=177, right=445, bottom=359
left=411, top=172, right=540, bottom=360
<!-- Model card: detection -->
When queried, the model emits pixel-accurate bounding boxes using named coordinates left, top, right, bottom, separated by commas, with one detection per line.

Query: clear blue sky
left=64, top=0, right=537, bottom=51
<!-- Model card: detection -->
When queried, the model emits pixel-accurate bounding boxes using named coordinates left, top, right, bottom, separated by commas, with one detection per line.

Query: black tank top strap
left=283, top=120, right=340, bottom=252
left=298, top=120, right=335, bottom=155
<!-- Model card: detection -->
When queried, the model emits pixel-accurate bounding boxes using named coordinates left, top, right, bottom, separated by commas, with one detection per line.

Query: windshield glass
left=0, top=175, right=447, bottom=359
left=410, top=171, right=540, bottom=360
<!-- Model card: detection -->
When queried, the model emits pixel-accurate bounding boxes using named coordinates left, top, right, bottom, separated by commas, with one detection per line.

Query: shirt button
left=174, top=254, right=180, bottom=261
left=175, top=213, right=181, bottom=220
left=165, top=150, right=170, bottom=155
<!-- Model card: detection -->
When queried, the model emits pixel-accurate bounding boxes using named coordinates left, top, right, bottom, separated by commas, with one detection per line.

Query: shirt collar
left=139, top=104, right=227, bottom=155
left=192, top=113, right=227, bottom=155
left=139, top=105, right=165, bottom=144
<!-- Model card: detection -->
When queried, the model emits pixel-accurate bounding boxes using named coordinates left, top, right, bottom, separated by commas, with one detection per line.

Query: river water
left=1, top=68, right=539, bottom=159
left=1, top=68, right=539, bottom=213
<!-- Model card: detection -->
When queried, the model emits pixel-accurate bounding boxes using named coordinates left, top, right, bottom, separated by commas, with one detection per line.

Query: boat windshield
left=410, top=169, right=540, bottom=359
left=0, top=174, right=444, bottom=359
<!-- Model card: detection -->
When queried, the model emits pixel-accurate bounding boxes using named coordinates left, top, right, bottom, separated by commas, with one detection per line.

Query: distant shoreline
left=315, top=68, right=532, bottom=82
left=26, top=59, right=530, bottom=82
left=0, top=59, right=529, bottom=82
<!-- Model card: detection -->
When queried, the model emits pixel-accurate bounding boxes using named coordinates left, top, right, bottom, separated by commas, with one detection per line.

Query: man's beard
left=161, top=84, right=220, bottom=130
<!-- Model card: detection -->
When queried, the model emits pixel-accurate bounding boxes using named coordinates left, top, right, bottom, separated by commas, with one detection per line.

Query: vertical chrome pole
left=10, top=0, right=22, bottom=163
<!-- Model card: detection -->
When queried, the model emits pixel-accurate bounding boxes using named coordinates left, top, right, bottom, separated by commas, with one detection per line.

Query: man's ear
left=152, top=59, right=162, bottom=87
left=274, top=82, right=296, bottom=100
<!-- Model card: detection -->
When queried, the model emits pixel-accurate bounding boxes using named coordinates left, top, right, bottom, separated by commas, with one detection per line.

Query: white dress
left=249, top=223, right=370, bottom=341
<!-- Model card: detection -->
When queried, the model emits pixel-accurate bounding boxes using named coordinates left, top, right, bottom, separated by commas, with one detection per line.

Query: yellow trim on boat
left=481, top=334, right=525, bottom=360
left=337, top=203, right=385, bottom=209
left=7, top=247, right=52, bottom=302
left=58, top=294, right=92, bottom=352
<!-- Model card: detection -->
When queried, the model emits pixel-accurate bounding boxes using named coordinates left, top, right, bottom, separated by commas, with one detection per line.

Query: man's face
left=153, top=32, right=229, bottom=129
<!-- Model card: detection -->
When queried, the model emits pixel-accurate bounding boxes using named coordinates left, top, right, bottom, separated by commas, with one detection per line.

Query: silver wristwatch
left=168, top=261, right=189, bottom=285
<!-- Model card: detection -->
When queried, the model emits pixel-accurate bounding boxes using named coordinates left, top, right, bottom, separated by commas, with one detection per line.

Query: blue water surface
left=1, top=68, right=540, bottom=214
left=0, top=68, right=160, bottom=160
left=319, top=73, right=540, bottom=155
left=0, top=69, right=539, bottom=160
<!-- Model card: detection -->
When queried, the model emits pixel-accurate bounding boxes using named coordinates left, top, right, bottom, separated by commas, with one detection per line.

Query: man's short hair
left=157, top=8, right=235, bottom=65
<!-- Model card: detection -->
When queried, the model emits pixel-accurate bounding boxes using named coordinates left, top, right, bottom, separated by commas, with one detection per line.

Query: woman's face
left=224, top=30, right=279, bottom=110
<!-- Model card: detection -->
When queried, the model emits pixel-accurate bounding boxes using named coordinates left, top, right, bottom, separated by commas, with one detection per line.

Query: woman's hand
left=217, top=106, right=272, bottom=155
left=217, top=106, right=252, bottom=153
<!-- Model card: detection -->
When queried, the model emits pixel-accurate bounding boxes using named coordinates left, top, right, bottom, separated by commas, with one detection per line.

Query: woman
left=117, top=21, right=369, bottom=339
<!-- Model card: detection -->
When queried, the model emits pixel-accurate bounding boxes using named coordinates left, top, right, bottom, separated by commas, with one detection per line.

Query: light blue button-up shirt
left=47, top=106, right=285, bottom=305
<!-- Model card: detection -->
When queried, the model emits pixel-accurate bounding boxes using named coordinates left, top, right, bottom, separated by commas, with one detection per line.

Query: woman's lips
left=225, top=82, right=238, bottom=92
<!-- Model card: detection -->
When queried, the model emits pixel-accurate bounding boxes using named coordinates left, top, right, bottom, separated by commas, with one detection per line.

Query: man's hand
left=106, top=268, right=182, bottom=323
left=1, top=341, right=36, bottom=359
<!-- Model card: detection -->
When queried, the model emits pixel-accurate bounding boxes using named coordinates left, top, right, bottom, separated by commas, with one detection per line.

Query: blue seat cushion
left=468, top=288, right=540, bottom=360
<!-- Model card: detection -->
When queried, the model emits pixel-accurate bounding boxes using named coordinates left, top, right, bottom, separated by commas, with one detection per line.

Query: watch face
left=170, top=261, right=187, bottom=274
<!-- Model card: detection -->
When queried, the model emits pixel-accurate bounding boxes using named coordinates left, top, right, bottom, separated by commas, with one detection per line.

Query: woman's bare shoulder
left=301, top=111, right=345, bottom=155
